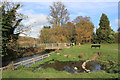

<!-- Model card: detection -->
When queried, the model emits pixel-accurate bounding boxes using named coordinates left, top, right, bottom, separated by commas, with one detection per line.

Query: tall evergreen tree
left=96, top=13, right=111, bottom=43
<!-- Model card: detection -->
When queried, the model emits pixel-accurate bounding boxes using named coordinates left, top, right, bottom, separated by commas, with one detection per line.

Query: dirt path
left=82, top=52, right=101, bottom=73
left=91, top=52, right=100, bottom=61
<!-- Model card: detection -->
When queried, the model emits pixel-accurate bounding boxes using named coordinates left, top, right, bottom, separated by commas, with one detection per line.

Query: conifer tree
left=96, top=13, right=111, bottom=43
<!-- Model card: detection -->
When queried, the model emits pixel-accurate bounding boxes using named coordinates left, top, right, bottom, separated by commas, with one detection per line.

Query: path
left=82, top=52, right=100, bottom=73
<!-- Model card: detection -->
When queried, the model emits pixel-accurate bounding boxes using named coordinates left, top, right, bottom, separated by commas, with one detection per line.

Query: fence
left=0, top=53, right=50, bottom=71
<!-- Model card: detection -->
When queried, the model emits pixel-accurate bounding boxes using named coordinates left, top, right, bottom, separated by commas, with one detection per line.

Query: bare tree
left=47, top=2, right=70, bottom=26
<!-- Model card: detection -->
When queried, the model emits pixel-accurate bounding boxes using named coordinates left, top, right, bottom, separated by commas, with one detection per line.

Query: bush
left=105, top=61, right=120, bottom=74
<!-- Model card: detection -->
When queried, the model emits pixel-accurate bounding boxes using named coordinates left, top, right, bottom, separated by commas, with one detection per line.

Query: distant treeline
left=39, top=14, right=119, bottom=44
left=39, top=2, right=119, bottom=44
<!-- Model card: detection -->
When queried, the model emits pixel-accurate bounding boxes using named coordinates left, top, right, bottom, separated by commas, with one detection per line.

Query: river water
left=2, top=49, right=55, bottom=67
left=14, top=53, right=43, bottom=63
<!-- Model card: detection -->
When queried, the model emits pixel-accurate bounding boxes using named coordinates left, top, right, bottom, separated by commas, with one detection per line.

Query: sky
left=16, top=1, right=119, bottom=38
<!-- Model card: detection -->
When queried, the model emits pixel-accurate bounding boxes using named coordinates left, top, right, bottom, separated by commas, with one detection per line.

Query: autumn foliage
left=40, top=20, right=94, bottom=44
left=75, top=20, right=94, bottom=43
left=39, top=2, right=94, bottom=44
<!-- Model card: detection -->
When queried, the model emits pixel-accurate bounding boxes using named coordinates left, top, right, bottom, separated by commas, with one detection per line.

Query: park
left=2, top=44, right=119, bottom=78
left=1, top=0, right=120, bottom=79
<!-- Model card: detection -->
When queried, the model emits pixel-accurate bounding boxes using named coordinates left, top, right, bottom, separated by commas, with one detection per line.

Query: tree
left=63, top=22, right=76, bottom=42
left=107, top=29, right=116, bottom=43
left=91, top=32, right=98, bottom=44
left=40, top=24, right=69, bottom=43
left=39, top=26, right=51, bottom=43
left=1, top=2, right=27, bottom=61
left=96, top=13, right=111, bottom=43
left=47, top=2, right=70, bottom=26
left=72, top=16, right=90, bottom=24
left=75, top=20, right=94, bottom=44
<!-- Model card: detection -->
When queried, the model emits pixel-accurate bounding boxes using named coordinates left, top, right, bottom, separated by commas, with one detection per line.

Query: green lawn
left=2, top=44, right=119, bottom=78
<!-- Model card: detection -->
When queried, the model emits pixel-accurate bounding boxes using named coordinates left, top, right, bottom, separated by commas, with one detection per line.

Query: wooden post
left=65, top=43, right=66, bottom=47
left=48, top=54, right=50, bottom=57
left=58, top=43, right=60, bottom=49
left=33, top=58, right=35, bottom=64
left=21, top=61, right=22, bottom=65
left=52, top=43, right=53, bottom=49
left=42, top=55, right=43, bottom=61
left=46, top=43, right=47, bottom=48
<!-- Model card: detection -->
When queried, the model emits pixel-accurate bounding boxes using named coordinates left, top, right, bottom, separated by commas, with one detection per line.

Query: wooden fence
left=0, top=43, right=71, bottom=71
left=0, top=53, right=50, bottom=71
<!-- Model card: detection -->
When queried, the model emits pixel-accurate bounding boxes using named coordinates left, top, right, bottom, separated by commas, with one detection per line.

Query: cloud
left=24, top=14, right=48, bottom=26
left=21, top=13, right=48, bottom=38
left=23, top=9, right=35, bottom=16
left=19, top=25, right=44, bottom=38
left=19, top=1, right=118, bottom=38
left=29, top=25, right=44, bottom=38
left=20, top=9, right=48, bottom=38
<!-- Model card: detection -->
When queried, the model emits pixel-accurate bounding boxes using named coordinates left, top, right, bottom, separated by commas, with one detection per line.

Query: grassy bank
left=3, top=69, right=118, bottom=78
left=2, top=44, right=119, bottom=78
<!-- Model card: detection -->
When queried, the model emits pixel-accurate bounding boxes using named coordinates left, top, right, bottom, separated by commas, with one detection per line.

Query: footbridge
left=22, top=43, right=71, bottom=50
left=37, top=43, right=71, bottom=49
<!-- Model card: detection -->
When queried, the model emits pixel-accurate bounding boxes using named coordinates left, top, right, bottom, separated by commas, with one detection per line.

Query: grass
left=2, top=69, right=118, bottom=78
left=2, top=44, right=119, bottom=78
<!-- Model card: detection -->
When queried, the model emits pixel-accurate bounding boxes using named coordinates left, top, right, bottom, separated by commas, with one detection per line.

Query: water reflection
left=36, top=60, right=103, bottom=73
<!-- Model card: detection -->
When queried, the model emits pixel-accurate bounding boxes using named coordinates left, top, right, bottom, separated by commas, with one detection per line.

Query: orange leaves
left=75, top=20, right=94, bottom=43
left=40, top=20, right=94, bottom=43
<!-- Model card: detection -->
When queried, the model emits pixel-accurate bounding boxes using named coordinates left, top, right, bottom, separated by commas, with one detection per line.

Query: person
left=73, top=43, right=75, bottom=46
left=78, top=43, right=80, bottom=48
left=75, top=41, right=76, bottom=46
left=71, top=42, right=73, bottom=46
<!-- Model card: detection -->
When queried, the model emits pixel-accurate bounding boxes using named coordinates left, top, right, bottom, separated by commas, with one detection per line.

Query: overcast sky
left=16, top=0, right=119, bottom=38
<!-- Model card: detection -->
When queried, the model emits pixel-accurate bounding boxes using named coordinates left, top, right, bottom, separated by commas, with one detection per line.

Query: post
left=33, top=58, right=35, bottom=64
left=48, top=54, right=50, bottom=57
left=42, top=55, right=43, bottom=61
left=58, top=43, right=60, bottom=49
left=65, top=43, right=66, bottom=47
left=21, top=61, right=22, bottom=65
left=52, top=43, right=53, bottom=49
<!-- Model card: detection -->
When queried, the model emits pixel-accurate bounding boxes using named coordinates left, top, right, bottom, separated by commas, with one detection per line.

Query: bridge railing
left=0, top=43, right=71, bottom=70
left=20, top=43, right=71, bottom=49
left=37, top=43, right=71, bottom=49
left=0, top=54, right=50, bottom=71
